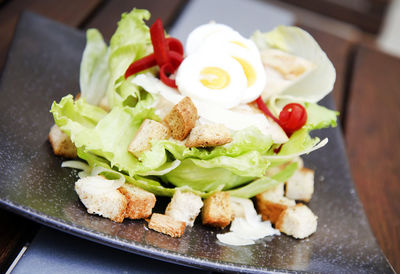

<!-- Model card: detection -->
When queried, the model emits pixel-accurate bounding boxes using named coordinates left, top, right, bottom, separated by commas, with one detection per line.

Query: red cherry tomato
left=279, top=103, right=307, bottom=134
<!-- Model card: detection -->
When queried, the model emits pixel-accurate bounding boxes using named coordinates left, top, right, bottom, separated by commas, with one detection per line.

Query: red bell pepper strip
left=124, top=19, right=184, bottom=86
left=150, top=18, right=170, bottom=67
left=124, top=54, right=156, bottom=79
left=255, top=96, right=280, bottom=125
left=168, top=51, right=184, bottom=70
left=166, top=37, right=184, bottom=55
left=160, top=63, right=177, bottom=88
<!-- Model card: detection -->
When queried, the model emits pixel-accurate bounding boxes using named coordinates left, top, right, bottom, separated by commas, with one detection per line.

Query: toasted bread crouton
left=48, top=124, right=77, bottom=158
left=128, top=119, right=170, bottom=158
left=256, top=184, right=295, bottom=224
left=202, top=191, right=232, bottom=228
left=165, top=190, right=203, bottom=226
left=119, top=184, right=156, bottom=219
left=75, top=176, right=127, bottom=223
left=285, top=168, right=314, bottom=202
left=148, top=213, right=186, bottom=238
left=275, top=203, right=317, bottom=239
left=185, top=124, right=232, bottom=148
left=163, top=96, right=197, bottom=140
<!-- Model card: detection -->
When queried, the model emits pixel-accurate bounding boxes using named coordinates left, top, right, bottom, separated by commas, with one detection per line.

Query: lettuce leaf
left=107, top=9, right=152, bottom=108
left=304, top=102, right=339, bottom=130
left=79, top=29, right=110, bottom=105
left=51, top=95, right=160, bottom=175
left=228, top=162, right=297, bottom=198
left=162, top=159, right=254, bottom=192
left=252, top=26, right=336, bottom=107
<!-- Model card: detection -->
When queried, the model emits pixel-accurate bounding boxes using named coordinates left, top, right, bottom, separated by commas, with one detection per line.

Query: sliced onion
left=138, top=160, right=181, bottom=176
left=78, top=171, right=89, bottom=178
left=61, top=160, right=90, bottom=172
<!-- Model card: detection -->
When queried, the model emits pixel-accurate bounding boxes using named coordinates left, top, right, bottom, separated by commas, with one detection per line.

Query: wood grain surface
left=279, top=0, right=390, bottom=34
left=345, top=44, right=400, bottom=272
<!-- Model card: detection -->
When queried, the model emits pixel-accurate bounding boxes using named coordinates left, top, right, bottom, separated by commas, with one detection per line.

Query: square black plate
left=0, top=12, right=393, bottom=273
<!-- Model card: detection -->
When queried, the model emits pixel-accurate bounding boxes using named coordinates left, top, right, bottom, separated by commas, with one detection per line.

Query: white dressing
left=132, top=73, right=277, bottom=139
left=217, top=197, right=280, bottom=246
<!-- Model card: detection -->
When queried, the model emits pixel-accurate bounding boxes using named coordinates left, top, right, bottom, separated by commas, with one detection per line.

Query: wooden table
left=0, top=0, right=398, bottom=272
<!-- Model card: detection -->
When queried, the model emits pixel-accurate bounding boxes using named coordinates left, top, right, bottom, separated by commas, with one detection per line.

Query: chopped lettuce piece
left=79, top=29, right=110, bottom=105
left=163, top=158, right=255, bottom=192
left=107, top=9, right=152, bottom=108
left=304, top=102, right=339, bottom=130
left=228, top=162, right=297, bottom=198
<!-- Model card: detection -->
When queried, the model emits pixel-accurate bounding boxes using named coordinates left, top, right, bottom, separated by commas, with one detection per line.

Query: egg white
left=185, top=23, right=236, bottom=55
left=197, top=35, right=266, bottom=104
left=176, top=52, right=247, bottom=109
left=197, top=30, right=261, bottom=58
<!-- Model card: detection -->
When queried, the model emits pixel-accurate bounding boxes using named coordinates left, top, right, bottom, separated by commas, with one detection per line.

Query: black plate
left=0, top=12, right=394, bottom=273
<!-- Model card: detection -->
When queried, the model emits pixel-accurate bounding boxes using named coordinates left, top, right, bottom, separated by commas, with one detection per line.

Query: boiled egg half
left=176, top=23, right=266, bottom=109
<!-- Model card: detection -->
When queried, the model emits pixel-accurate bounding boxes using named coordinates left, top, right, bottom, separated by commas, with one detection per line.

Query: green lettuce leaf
left=304, top=102, right=339, bottom=130
left=228, top=162, right=297, bottom=198
left=79, top=29, right=110, bottom=105
left=106, top=9, right=152, bottom=108
left=279, top=128, right=319, bottom=156
left=51, top=95, right=107, bottom=130
left=77, top=149, right=211, bottom=198
left=163, top=158, right=256, bottom=192
left=51, top=95, right=161, bottom=175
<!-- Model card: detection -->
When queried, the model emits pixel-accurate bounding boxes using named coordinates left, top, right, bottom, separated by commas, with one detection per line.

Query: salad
left=50, top=9, right=338, bottom=244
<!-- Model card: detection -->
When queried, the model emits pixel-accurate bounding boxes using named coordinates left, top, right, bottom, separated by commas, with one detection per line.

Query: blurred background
left=0, top=0, right=398, bottom=273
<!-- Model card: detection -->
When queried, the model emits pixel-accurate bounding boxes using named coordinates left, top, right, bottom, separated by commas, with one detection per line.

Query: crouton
left=48, top=124, right=77, bottom=158
left=75, top=176, right=127, bottom=223
left=256, top=183, right=295, bottom=224
left=185, top=123, right=232, bottom=148
left=119, top=184, right=156, bottom=219
left=148, top=213, right=186, bottom=238
left=165, top=190, right=203, bottom=226
left=128, top=119, right=170, bottom=158
left=202, top=191, right=232, bottom=228
left=285, top=168, right=314, bottom=202
left=275, top=203, right=318, bottom=239
left=163, top=96, right=197, bottom=140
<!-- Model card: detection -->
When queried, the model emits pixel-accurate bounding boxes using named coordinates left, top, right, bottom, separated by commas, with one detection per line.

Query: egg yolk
left=200, top=67, right=231, bottom=89
left=231, top=40, right=247, bottom=48
left=233, top=57, right=256, bottom=87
